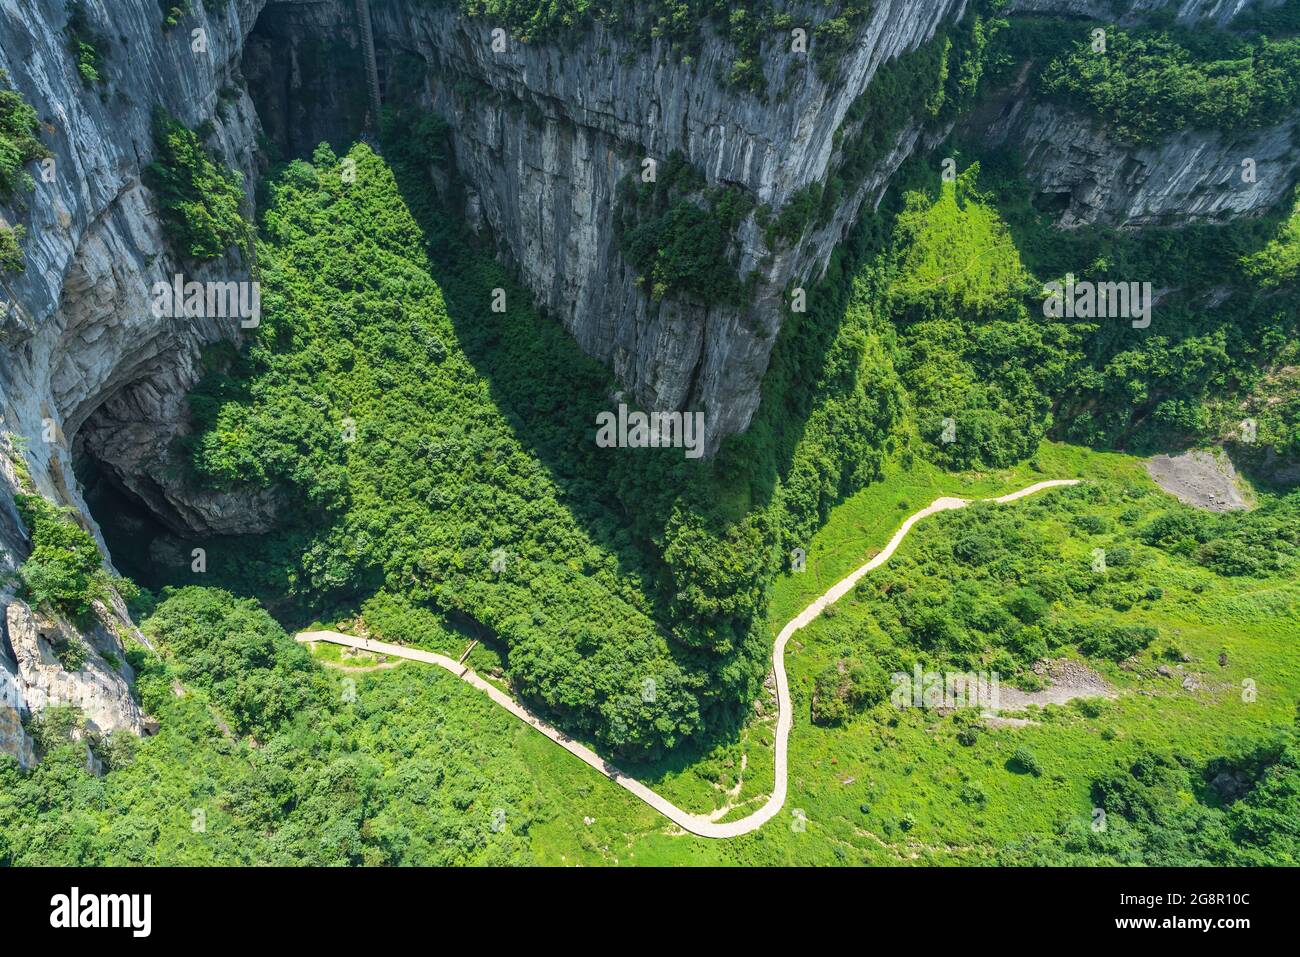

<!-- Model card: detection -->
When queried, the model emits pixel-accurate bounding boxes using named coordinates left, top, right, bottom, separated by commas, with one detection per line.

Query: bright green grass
left=890, top=174, right=1032, bottom=312
left=522, top=442, right=1298, bottom=863
left=766, top=441, right=1136, bottom=634
left=305, top=640, right=396, bottom=668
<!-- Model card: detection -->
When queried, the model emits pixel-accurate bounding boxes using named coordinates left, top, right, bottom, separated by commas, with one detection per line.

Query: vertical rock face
left=4, top=598, right=145, bottom=735
left=1006, top=0, right=1280, bottom=25
left=982, top=100, right=1300, bottom=228
left=245, top=0, right=1297, bottom=452
left=353, top=0, right=967, bottom=453
left=243, top=0, right=368, bottom=158
left=0, top=0, right=270, bottom=745
left=0, top=0, right=266, bottom=531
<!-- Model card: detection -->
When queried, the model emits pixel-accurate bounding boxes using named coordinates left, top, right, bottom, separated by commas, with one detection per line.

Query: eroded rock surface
left=4, top=598, right=145, bottom=735
left=984, top=100, right=1300, bottom=229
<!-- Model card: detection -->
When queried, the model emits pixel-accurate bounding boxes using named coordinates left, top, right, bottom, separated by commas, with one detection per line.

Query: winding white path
left=298, top=478, right=1079, bottom=838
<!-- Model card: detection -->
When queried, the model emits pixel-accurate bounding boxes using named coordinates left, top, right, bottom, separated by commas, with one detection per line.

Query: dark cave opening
left=72, top=436, right=177, bottom=592
left=242, top=1, right=371, bottom=160
left=1032, top=189, right=1073, bottom=217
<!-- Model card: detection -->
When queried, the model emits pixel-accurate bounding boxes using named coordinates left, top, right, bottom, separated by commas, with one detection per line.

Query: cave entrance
left=72, top=438, right=176, bottom=591
left=242, top=1, right=371, bottom=160
left=69, top=375, right=233, bottom=597
left=1032, top=190, right=1074, bottom=217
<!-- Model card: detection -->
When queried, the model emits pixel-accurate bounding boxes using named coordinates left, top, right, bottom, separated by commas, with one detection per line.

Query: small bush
left=67, top=3, right=107, bottom=85
left=1011, top=747, right=1043, bottom=776
left=0, top=224, right=25, bottom=272
left=158, top=0, right=189, bottom=29
left=0, top=77, right=49, bottom=197
left=959, top=782, right=988, bottom=807
left=1072, top=697, right=1106, bottom=719
left=811, top=656, right=890, bottom=725
left=1005, top=587, right=1048, bottom=624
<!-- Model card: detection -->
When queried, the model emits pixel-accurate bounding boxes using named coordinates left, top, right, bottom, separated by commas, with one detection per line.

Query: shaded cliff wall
left=1006, top=0, right=1287, bottom=25
left=983, top=99, right=1300, bottom=228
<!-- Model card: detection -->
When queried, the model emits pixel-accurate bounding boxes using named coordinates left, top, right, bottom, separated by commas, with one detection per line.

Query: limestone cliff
left=364, top=0, right=968, bottom=453
left=0, top=0, right=265, bottom=762
left=252, top=0, right=1300, bottom=448
left=982, top=98, right=1300, bottom=228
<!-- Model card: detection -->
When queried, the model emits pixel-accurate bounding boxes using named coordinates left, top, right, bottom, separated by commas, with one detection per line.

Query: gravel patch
left=993, top=659, right=1117, bottom=711
left=1145, top=448, right=1250, bottom=512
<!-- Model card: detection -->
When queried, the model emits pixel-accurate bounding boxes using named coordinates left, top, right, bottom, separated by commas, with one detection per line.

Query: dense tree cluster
left=0, top=587, right=539, bottom=865
left=14, top=494, right=115, bottom=618
left=811, top=656, right=889, bottom=725
left=1041, top=28, right=1300, bottom=143
left=181, top=142, right=706, bottom=757
left=613, top=150, right=752, bottom=305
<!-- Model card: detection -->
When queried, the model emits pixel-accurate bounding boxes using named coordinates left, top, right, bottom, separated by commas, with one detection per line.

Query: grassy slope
left=515, top=446, right=1300, bottom=864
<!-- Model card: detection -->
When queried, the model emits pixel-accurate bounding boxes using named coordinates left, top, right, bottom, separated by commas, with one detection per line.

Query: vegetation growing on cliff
left=158, top=0, right=191, bottom=30
left=145, top=112, right=247, bottom=261
left=14, top=494, right=113, bottom=618
left=0, top=73, right=47, bottom=271
left=1238, top=0, right=1300, bottom=36
left=764, top=10, right=995, bottom=251
left=443, top=1, right=889, bottom=93
left=0, top=223, right=25, bottom=273
left=613, top=150, right=752, bottom=304
left=66, top=2, right=107, bottom=85
left=0, top=75, right=46, bottom=198
left=1038, top=26, right=1300, bottom=143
